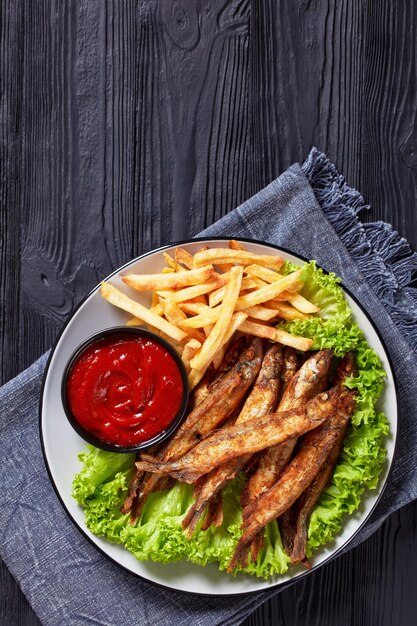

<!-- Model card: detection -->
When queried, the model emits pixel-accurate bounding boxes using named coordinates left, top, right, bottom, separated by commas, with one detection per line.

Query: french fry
left=248, top=276, right=269, bottom=289
left=178, top=308, right=220, bottom=328
left=211, top=349, right=226, bottom=371
left=179, top=303, right=278, bottom=328
left=188, top=310, right=248, bottom=387
left=214, top=264, right=234, bottom=273
left=271, top=328, right=313, bottom=351
left=163, top=299, right=206, bottom=344
left=209, top=277, right=260, bottom=308
left=245, top=264, right=319, bottom=313
left=244, top=265, right=304, bottom=295
left=239, top=319, right=313, bottom=351
left=229, top=239, right=246, bottom=250
left=124, top=300, right=166, bottom=326
left=182, top=339, right=202, bottom=372
left=286, top=292, right=320, bottom=314
left=208, top=286, right=226, bottom=308
left=211, top=311, right=248, bottom=369
left=178, top=301, right=207, bottom=316
left=163, top=299, right=187, bottom=324
left=146, top=325, right=185, bottom=355
left=189, top=294, right=207, bottom=305
left=221, top=242, right=237, bottom=269
left=234, top=270, right=302, bottom=310
left=244, top=305, right=279, bottom=321
left=224, top=311, right=248, bottom=341
left=240, top=320, right=275, bottom=341
left=151, top=291, right=159, bottom=308
left=193, top=249, right=283, bottom=271
left=175, top=247, right=194, bottom=269
left=157, top=275, right=228, bottom=303
left=186, top=328, right=207, bottom=345
left=245, top=264, right=284, bottom=282
left=188, top=368, right=206, bottom=391
left=190, top=266, right=243, bottom=372
left=122, top=265, right=215, bottom=292
left=163, top=252, right=185, bottom=272
left=126, top=316, right=144, bottom=327
left=100, top=282, right=188, bottom=343
left=102, top=243, right=317, bottom=388
left=266, top=300, right=309, bottom=321
left=182, top=270, right=301, bottom=328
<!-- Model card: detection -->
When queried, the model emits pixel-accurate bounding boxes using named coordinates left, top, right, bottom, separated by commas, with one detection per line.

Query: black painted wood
left=1, top=1, right=416, bottom=625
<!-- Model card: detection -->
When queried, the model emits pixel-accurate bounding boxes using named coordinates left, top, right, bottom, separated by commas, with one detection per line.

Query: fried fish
left=181, top=344, right=283, bottom=536
left=136, top=389, right=338, bottom=484
left=229, top=386, right=356, bottom=572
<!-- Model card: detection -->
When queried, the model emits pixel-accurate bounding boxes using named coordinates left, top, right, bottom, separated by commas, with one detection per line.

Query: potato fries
left=193, top=248, right=284, bottom=271
left=245, top=264, right=320, bottom=314
left=157, top=274, right=227, bottom=303
left=123, top=265, right=215, bottom=291
left=182, top=339, right=202, bottom=372
left=100, top=241, right=320, bottom=387
left=239, top=319, right=313, bottom=351
left=100, top=283, right=187, bottom=343
left=189, top=266, right=243, bottom=373
left=175, top=247, right=194, bottom=269
left=229, top=239, right=246, bottom=250
left=211, top=311, right=248, bottom=369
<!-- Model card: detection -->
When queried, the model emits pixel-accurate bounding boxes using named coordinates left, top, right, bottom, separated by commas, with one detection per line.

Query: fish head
left=306, top=387, right=338, bottom=422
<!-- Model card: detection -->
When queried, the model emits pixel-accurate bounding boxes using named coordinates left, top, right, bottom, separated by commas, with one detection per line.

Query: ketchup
left=66, top=333, right=184, bottom=448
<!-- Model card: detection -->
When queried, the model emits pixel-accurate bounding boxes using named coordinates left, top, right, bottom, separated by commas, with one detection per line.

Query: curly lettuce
left=72, top=261, right=388, bottom=578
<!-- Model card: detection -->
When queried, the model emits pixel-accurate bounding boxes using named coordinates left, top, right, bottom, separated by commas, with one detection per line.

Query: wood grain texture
left=1, top=0, right=416, bottom=625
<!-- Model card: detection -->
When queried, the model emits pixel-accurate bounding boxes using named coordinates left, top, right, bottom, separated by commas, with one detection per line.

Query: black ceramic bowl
left=61, top=327, right=189, bottom=453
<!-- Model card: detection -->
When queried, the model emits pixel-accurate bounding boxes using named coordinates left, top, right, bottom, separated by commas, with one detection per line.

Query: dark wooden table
left=1, top=1, right=417, bottom=624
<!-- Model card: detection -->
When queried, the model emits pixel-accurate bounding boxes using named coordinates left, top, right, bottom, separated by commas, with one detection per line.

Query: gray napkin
left=1, top=149, right=416, bottom=626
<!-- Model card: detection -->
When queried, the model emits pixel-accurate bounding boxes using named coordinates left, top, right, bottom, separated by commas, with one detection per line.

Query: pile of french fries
left=100, top=241, right=320, bottom=389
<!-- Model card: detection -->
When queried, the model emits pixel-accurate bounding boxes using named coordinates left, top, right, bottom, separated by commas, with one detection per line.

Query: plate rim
left=39, top=236, right=399, bottom=597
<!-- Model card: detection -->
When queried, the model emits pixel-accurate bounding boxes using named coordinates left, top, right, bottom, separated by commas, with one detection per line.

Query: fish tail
left=227, top=539, right=250, bottom=573
left=134, top=460, right=168, bottom=473
left=250, top=532, right=264, bottom=562
left=182, top=502, right=205, bottom=537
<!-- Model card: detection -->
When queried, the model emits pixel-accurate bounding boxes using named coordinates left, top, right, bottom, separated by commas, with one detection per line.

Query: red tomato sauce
left=66, top=334, right=184, bottom=448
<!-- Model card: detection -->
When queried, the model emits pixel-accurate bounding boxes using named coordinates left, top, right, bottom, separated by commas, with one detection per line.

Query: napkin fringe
left=303, top=148, right=417, bottom=350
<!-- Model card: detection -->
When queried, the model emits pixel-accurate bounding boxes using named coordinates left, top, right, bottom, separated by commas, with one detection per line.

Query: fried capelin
left=228, top=386, right=356, bottom=573
left=181, top=343, right=283, bottom=537
left=136, top=389, right=338, bottom=484
left=241, top=349, right=333, bottom=506
left=280, top=352, right=358, bottom=564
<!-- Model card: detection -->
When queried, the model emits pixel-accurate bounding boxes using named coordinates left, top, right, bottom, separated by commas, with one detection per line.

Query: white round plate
left=40, top=238, right=398, bottom=596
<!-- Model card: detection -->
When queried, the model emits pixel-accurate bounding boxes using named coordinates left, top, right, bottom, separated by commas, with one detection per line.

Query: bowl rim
left=60, top=326, right=190, bottom=453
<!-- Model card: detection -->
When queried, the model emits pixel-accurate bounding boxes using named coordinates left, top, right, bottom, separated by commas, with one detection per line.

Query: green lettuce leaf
left=72, top=260, right=388, bottom=579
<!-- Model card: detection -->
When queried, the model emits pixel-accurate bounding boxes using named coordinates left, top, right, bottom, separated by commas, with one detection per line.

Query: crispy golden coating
left=281, top=352, right=358, bottom=564
left=181, top=343, right=284, bottom=536
left=229, top=386, right=356, bottom=573
left=163, top=337, right=263, bottom=462
left=136, top=389, right=338, bottom=484
left=241, top=349, right=333, bottom=508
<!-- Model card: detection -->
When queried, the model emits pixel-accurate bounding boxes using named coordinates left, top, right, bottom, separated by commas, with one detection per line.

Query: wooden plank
left=0, top=0, right=22, bottom=383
